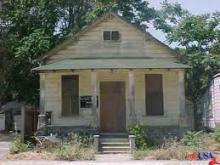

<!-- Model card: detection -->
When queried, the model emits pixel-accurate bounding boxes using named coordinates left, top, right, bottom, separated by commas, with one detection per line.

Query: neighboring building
left=202, top=73, right=220, bottom=128
left=0, top=101, right=24, bottom=132
left=33, top=13, right=190, bottom=151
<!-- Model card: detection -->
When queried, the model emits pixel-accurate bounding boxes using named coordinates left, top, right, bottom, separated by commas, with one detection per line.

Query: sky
left=146, top=0, right=220, bottom=44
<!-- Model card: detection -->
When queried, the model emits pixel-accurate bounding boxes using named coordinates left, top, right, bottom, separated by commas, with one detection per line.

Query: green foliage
left=55, top=143, right=95, bottom=161
left=133, top=149, right=152, bottom=160
left=128, top=123, right=147, bottom=149
left=67, top=132, right=93, bottom=147
left=0, top=0, right=156, bottom=104
left=155, top=6, right=220, bottom=129
left=55, top=133, right=95, bottom=161
left=181, top=131, right=209, bottom=149
left=154, top=0, right=190, bottom=34
left=213, top=128, right=220, bottom=143
left=10, top=137, right=30, bottom=154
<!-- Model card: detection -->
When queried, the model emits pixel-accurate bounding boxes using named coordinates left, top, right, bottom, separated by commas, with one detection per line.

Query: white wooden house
left=33, top=13, right=190, bottom=152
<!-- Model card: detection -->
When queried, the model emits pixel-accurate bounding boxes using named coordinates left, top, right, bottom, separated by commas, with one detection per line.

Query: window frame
left=103, top=30, right=120, bottom=41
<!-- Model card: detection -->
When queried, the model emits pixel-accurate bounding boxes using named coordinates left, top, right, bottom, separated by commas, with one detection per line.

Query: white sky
left=146, top=0, right=220, bottom=44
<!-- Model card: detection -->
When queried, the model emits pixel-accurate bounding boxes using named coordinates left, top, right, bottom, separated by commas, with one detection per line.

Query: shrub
left=151, top=139, right=196, bottom=160
left=55, top=143, right=95, bottom=161
left=128, top=123, right=147, bottom=149
left=133, top=149, right=152, bottom=160
left=213, top=128, right=220, bottom=143
left=10, top=137, right=30, bottom=154
left=67, top=132, right=93, bottom=147
left=181, top=131, right=208, bottom=149
left=55, top=133, right=95, bottom=161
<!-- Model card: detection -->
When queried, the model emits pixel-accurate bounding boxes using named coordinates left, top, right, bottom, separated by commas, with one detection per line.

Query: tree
left=155, top=2, right=220, bottom=129
left=0, top=0, right=156, bottom=105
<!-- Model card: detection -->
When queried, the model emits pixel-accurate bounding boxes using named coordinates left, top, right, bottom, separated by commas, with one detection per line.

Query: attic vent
left=103, top=31, right=120, bottom=41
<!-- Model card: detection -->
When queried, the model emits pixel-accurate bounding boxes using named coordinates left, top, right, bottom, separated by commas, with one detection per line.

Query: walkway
left=0, top=133, right=14, bottom=160
left=0, top=160, right=210, bottom=165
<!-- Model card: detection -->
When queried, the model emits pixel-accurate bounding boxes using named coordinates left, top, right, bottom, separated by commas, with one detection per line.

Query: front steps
left=99, top=133, right=131, bottom=153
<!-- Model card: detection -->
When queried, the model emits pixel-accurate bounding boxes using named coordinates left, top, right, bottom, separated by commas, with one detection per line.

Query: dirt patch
left=6, top=151, right=55, bottom=160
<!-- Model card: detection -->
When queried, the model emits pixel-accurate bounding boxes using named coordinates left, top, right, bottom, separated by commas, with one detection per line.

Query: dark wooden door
left=100, top=81, right=126, bottom=133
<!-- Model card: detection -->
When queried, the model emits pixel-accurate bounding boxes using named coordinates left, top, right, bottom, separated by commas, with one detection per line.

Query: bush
left=67, top=132, right=93, bottom=147
left=133, top=149, right=152, bottom=160
left=151, top=138, right=197, bottom=160
left=55, top=143, right=95, bottom=161
left=55, top=133, right=95, bottom=161
left=128, top=123, right=147, bottom=149
left=213, top=128, right=220, bottom=143
left=10, top=137, right=30, bottom=154
left=181, top=131, right=208, bottom=149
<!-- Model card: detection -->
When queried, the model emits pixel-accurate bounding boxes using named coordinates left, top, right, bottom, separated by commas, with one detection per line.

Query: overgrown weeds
left=9, top=136, right=30, bottom=154
left=55, top=133, right=95, bottom=160
left=8, top=133, right=95, bottom=161
left=133, top=131, right=217, bottom=160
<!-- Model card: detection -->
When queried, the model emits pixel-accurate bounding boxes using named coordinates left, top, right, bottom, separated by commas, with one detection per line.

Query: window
left=103, top=31, right=120, bottom=41
left=145, top=74, right=164, bottom=116
left=103, top=31, right=111, bottom=40
left=62, top=75, right=79, bottom=116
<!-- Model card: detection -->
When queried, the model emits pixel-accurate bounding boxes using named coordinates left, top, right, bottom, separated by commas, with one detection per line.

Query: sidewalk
left=0, top=133, right=14, bottom=160
left=0, top=160, right=210, bottom=165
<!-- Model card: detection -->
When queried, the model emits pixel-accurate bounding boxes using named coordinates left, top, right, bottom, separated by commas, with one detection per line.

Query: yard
left=3, top=126, right=220, bottom=162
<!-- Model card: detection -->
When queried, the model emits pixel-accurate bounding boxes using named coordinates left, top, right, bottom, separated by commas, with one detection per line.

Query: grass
left=133, top=149, right=153, bottom=160
left=7, top=133, right=96, bottom=161
left=133, top=131, right=220, bottom=160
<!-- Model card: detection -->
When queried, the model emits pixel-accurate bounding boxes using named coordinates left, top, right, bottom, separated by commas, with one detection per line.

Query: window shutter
left=145, top=74, right=164, bottom=116
left=62, top=75, right=79, bottom=116
left=103, top=31, right=111, bottom=40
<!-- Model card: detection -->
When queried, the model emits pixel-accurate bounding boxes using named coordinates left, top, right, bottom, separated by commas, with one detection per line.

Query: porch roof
left=33, top=59, right=190, bottom=71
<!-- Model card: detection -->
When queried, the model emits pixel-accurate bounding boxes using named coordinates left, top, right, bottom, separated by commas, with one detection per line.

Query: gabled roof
left=42, top=12, right=181, bottom=62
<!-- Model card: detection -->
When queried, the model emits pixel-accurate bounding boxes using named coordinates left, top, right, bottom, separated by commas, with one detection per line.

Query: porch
left=36, top=68, right=186, bottom=132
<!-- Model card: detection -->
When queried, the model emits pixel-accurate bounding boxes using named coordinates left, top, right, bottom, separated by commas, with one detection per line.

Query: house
left=201, top=73, right=220, bottom=129
left=33, top=13, right=190, bottom=151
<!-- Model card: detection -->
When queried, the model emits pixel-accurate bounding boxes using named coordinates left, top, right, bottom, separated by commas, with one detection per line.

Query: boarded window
left=103, top=31, right=120, bottom=41
left=62, top=75, right=79, bottom=116
left=145, top=74, right=164, bottom=116
left=103, top=31, right=111, bottom=40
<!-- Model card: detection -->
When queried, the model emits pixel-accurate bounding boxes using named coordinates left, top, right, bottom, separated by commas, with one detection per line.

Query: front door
left=100, top=81, right=126, bottom=133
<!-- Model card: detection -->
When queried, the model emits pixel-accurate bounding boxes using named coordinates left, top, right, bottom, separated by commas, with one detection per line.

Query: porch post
left=178, top=70, right=186, bottom=127
left=38, top=73, right=46, bottom=129
left=128, top=69, right=137, bottom=123
left=91, top=70, right=98, bottom=128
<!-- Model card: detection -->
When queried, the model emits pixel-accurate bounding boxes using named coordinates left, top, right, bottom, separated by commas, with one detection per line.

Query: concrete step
left=100, top=142, right=130, bottom=153
left=101, top=142, right=130, bottom=146
left=99, top=134, right=131, bottom=153
left=100, top=138, right=129, bottom=143
left=101, top=149, right=130, bottom=154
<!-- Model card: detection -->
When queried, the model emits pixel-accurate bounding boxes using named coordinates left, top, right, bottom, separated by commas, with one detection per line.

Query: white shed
left=210, top=73, right=220, bottom=127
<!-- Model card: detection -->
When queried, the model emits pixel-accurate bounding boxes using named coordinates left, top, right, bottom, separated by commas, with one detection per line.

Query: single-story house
left=33, top=13, right=190, bottom=152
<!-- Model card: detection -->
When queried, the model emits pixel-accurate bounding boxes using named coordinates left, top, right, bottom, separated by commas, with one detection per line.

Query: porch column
left=178, top=70, right=186, bottom=127
left=91, top=70, right=98, bottom=127
left=38, top=73, right=46, bottom=129
left=128, top=69, right=137, bottom=123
